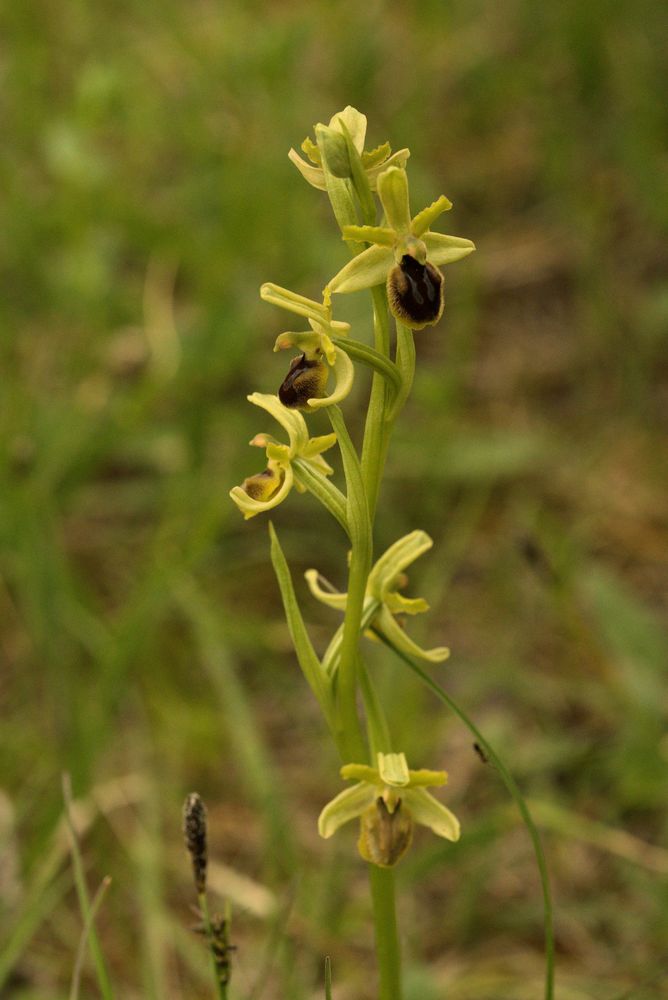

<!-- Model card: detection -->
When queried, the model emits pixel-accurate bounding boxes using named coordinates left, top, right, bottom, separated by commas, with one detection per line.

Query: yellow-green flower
left=327, top=166, right=475, bottom=330
left=306, top=530, right=450, bottom=670
left=289, top=105, right=410, bottom=192
left=261, top=283, right=355, bottom=410
left=229, top=393, right=337, bottom=519
left=318, top=751, right=460, bottom=867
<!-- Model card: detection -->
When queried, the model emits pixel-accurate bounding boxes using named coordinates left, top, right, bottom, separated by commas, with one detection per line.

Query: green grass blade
left=62, top=774, right=114, bottom=1000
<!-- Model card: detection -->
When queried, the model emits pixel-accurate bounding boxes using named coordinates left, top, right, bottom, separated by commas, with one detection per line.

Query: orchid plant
left=229, top=107, right=554, bottom=1000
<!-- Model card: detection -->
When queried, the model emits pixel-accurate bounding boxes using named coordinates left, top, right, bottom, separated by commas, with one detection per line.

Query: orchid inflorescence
left=230, top=106, right=474, bottom=871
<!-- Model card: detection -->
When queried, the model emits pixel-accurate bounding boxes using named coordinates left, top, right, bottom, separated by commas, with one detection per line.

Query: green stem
left=357, top=654, right=392, bottom=756
left=368, top=866, right=403, bottom=1000
left=361, top=286, right=393, bottom=522
left=327, top=406, right=370, bottom=762
left=378, top=638, right=556, bottom=1000
left=292, top=459, right=350, bottom=538
left=197, top=891, right=228, bottom=1000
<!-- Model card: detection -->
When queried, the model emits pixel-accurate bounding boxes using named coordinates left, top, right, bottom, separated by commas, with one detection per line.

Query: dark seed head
left=387, top=255, right=444, bottom=330
left=278, top=352, right=328, bottom=409
left=183, top=793, right=208, bottom=894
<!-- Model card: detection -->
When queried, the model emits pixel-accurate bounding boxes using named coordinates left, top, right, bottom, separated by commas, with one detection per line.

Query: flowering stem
left=361, top=286, right=393, bottom=522
left=327, top=406, right=370, bottom=761
left=369, top=866, right=403, bottom=1000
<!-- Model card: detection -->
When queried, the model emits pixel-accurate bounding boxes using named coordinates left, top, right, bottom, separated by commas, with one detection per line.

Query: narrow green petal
left=377, top=166, right=411, bottom=233
left=304, top=569, right=348, bottom=611
left=300, top=136, right=321, bottom=165
left=287, top=148, right=328, bottom=190
left=264, top=441, right=291, bottom=464
left=307, top=348, right=354, bottom=409
left=406, top=768, right=447, bottom=788
left=377, top=752, right=411, bottom=787
left=405, top=787, right=460, bottom=841
left=411, top=195, right=453, bottom=237
left=423, top=232, right=476, bottom=266
left=361, top=141, right=391, bottom=168
left=318, top=783, right=376, bottom=838
left=305, top=453, right=335, bottom=478
left=260, top=283, right=329, bottom=323
left=274, top=329, right=336, bottom=365
left=367, top=149, right=410, bottom=190
left=368, top=530, right=433, bottom=599
left=341, top=225, right=396, bottom=247
left=384, top=593, right=430, bottom=616
left=229, top=465, right=294, bottom=520
left=302, top=432, right=338, bottom=458
left=374, top=607, right=450, bottom=664
left=340, top=763, right=381, bottom=783
left=327, top=245, right=393, bottom=295
left=247, top=392, right=309, bottom=454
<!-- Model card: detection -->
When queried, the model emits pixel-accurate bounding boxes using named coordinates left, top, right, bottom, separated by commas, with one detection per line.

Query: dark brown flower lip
left=278, top=353, right=328, bottom=409
left=387, top=255, right=444, bottom=329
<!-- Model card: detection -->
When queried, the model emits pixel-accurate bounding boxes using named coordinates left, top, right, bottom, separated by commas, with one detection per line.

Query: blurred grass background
left=1, top=0, right=667, bottom=997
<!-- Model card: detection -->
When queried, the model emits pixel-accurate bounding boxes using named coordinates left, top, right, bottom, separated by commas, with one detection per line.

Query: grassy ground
left=1, top=1, right=667, bottom=997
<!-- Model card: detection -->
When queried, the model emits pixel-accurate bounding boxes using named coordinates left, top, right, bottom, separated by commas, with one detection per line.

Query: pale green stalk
left=327, top=405, right=370, bottom=762
left=368, top=867, right=402, bottom=1000
left=197, top=891, right=228, bottom=1000
left=62, top=775, right=114, bottom=1000
left=328, top=130, right=405, bottom=1000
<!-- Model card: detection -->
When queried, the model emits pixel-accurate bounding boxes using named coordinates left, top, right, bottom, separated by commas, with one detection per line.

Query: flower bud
left=387, top=255, right=444, bottom=330
left=357, top=797, right=413, bottom=867
left=241, top=464, right=283, bottom=501
left=278, top=353, right=328, bottom=409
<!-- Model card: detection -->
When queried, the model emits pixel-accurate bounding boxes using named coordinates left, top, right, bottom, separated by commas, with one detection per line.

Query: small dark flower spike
left=278, top=352, right=329, bottom=409
left=183, top=792, right=208, bottom=895
left=388, top=255, right=444, bottom=330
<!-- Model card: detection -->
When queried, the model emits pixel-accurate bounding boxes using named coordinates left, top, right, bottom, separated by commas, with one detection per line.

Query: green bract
left=306, top=529, right=450, bottom=668
left=318, top=751, right=460, bottom=867
left=229, top=393, right=337, bottom=520
left=288, top=106, right=410, bottom=192
left=261, top=284, right=355, bottom=409
left=326, top=166, right=475, bottom=329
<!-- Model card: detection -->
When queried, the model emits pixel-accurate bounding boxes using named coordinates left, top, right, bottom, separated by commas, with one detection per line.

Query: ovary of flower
left=318, top=751, right=460, bottom=867
left=326, top=166, right=475, bottom=330
left=229, top=392, right=337, bottom=520
left=305, top=530, right=450, bottom=670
